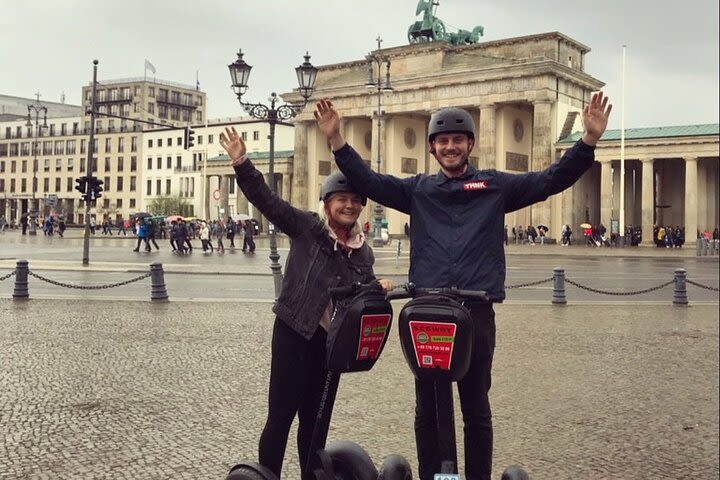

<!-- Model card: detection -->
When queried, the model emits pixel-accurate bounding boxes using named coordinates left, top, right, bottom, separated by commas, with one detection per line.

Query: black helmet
left=319, top=172, right=366, bottom=206
left=428, top=107, right=475, bottom=142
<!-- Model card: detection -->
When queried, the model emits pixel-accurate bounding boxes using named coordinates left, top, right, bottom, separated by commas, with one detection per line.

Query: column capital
left=479, top=103, right=496, bottom=110
left=640, top=156, right=655, bottom=164
left=685, top=156, right=699, bottom=163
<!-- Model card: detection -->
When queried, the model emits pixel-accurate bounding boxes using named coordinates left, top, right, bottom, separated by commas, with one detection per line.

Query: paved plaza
left=1, top=298, right=718, bottom=479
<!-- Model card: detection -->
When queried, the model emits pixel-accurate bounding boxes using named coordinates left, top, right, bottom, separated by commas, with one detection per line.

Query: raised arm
left=314, top=99, right=414, bottom=214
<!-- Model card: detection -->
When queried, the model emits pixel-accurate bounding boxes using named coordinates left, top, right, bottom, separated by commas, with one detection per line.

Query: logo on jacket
left=463, top=180, right=488, bottom=191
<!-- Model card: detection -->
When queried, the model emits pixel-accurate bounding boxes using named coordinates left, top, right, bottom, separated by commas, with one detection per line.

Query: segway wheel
left=501, top=464, right=529, bottom=480
left=226, top=462, right=279, bottom=480
left=378, top=454, right=413, bottom=480
left=325, top=440, right=378, bottom=480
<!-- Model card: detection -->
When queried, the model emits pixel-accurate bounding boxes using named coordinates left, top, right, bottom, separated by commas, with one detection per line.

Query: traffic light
left=184, top=127, right=195, bottom=150
left=89, top=177, right=104, bottom=200
left=75, top=176, right=88, bottom=201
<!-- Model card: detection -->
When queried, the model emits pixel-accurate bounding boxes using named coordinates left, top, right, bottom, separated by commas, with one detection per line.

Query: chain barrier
left=564, top=277, right=674, bottom=296
left=27, top=270, right=151, bottom=290
left=0, top=270, right=16, bottom=282
left=686, top=279, right=720, bottom=292
left=505, top=277, right=553, bottom=289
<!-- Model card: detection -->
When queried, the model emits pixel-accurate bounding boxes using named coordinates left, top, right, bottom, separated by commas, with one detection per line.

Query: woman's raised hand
left=219, top=126, right=247, bottom=166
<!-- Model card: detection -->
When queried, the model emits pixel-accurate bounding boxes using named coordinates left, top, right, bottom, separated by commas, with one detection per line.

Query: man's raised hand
left=582, top=91, right=612, bottom=146
left=219, top=126, right=247, bottom=166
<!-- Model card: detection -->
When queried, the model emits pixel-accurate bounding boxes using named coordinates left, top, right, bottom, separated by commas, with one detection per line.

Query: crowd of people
left=128, top=216, right=257, bottom=255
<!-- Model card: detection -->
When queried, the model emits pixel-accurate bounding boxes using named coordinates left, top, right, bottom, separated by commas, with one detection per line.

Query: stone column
left=600, top=161, right=613, bottom=230
left=291, top=122, right=308, bottom=210
left=235, top=184, right=249, bottom=216
left=204, top=174, right=212, bottom=221
left=640, top=157, right=655, bottom=246
left=282, top=173, right=292, bottom=205
left=477, top=104, right=496, bottom=170
left=684, top=156, right=698, bottom=240
left=531, top=101, right=553, bottom=228
left=220, top=175, right=230, bottom=220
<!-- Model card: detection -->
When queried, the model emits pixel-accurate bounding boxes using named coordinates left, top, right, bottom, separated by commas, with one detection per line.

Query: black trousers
left=415, top=304, right=496, bottom=480
left=259, top=318, right=327, bottom=478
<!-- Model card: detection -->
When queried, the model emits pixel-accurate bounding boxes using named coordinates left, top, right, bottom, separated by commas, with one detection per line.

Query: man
left=314, top=92, right=611, bottom=480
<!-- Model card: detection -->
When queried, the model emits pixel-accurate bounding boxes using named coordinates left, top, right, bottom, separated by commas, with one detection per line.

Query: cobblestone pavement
left=1, top=300, right=718, bottom=479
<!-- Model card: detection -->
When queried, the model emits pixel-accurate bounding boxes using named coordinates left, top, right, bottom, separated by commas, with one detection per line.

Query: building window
left=68, top=158, right=74, bottom=171
left=166, top=156, right=171, bottom=169
left=104, top=176, right=110, bottom=192
left=55, top=178, right=61, bottom=192
left=176, top=155, right=182, bottom=170
left=167, top=137, right=172, bottom=147
left=156, top=179, right=161, bottom=196
left=117, top=157, right=124, bottom=172
left=55, top=158, right=62, bottom=171
left=103, top=157, right=110, bottom=172
left=129, top=198, right=136, bottom=208
left=105, top=138, right=112, bottom=152
left=21, top=160, right=27, bottom=173
left=166, top=179, right=171, bottom=195
left=156, top=157, right=161, bottom=169
left=148, top=139, right=153, bottom=148
left=130, top=156, right=137, bottom=172
left=118, top=137, right=124, bottom=153
left=66, top=177, right=73, bottom=192
left=253, top=131, right=260, bottom=141
left=43, top=178, right=49, bottom=192
left=148, top=103, right=155, bottom=114
left=131, top=137, right=138, bottom=152
left=198, top=135, right=203, bottom=145
left=10, top=179, right=15, bottom=192
left=208, top=134, right=214, bottom=144
left=147, top=157, right=152, bottom=170
left=21, top=178, right=27, bottom=192
left=43, top=141, right=52, bottom=155
left=11, top=160, right=16, bottom=173
left=44, top=159, right=50, bottom=172
left=66, top=139, right=76, bottom=154
left=54, top=140, right=64, bottom=155
left=130, top=176, right=137, bottom=192
left=80, top=158, right=85, bottom=172
left=158, top=138, right=163, bottom=147
left=116, top=199, right=123, bottom=209
left=241, top=131, right=247, bottom=141
left=117, top=177, right=124, bottom=192
left=149, top=87, right=155, bottom=97
left=147, top=180, right=152, bottom=195
left=80, top=139, right=86, bottom=154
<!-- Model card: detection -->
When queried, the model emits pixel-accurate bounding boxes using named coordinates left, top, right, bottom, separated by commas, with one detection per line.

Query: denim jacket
left=233, top=160, right=377, bottom=340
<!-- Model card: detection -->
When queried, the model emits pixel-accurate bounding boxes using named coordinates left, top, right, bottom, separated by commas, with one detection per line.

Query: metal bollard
left=150, top=262, right=169, bottom=302
left=552, top=267, right=567, bottom=305
left=673, top=268, right=688, bottom=306
left=395, top=239, right=402, bottom=268
left=696, top=238, right=704, bottom=256
left=13, top=259, right=29, bottom=300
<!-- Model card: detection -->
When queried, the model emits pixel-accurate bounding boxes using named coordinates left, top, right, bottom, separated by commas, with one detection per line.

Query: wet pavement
left=1, top=300, right=718, bottom=479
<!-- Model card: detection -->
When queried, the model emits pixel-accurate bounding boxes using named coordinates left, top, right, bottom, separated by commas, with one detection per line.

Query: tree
left=147, top=194, right=191, bottom=216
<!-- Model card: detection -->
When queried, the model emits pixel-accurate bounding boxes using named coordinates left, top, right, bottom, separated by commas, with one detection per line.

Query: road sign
left=212, top=189, right=221, bottom=201
left=45, top=194, right=58, bottom=207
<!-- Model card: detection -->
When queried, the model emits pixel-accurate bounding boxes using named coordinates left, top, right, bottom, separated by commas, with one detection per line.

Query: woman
left=199, top=221, right=213, bottom=253
left=219, top=126, right=392, bottom=478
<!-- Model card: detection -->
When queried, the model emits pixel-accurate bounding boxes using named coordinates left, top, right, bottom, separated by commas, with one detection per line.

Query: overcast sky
left=2, top=0, right=718, bottom=130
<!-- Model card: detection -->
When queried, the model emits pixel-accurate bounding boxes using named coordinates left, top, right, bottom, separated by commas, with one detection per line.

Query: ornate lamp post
left=26, top=95, right=48, bottom=236
left=365, top=37, right=393, bottom=247
left=228, top=50, right=318, bottom=298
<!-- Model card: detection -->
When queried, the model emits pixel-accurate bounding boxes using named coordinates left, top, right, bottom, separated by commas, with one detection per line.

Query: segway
left=226, top=282, right=413, bottom=480
left=386, top=283, right=528, bottom=480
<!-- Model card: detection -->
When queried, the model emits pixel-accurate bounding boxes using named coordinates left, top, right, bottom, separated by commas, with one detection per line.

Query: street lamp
left=365, top=37, right=393, bottom=247
left=26, top=96, right=48, bottom=236
left=228, top=49, right=318, bottom=298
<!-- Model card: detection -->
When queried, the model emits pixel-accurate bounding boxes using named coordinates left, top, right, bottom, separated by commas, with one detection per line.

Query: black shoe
left=133, top=249, right=139, bottom=252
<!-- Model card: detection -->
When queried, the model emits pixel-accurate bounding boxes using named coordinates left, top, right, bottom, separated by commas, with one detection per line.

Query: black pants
left=415, top=304, right=496, bottom=480
left=243, top=236, right=256, bottom=252
left=259, top=318, right=327, bottom=478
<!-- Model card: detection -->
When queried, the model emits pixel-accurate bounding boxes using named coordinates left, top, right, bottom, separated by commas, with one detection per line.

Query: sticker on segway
left=434, top=475, right=460, bottom=480
left=408, top=321, right=456, bottom=370
left=356, top=313, right=391, bottom=360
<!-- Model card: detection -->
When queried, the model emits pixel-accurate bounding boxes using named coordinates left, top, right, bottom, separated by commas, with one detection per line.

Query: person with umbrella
left=315, top=90, right=612, bottom=480
left=537, top=224, right=549, bottom=245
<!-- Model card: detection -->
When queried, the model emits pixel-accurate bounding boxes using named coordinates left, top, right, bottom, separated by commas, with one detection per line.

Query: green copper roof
left=207, top=151, right=294, bottom=162
left=558, top=124, right=719, bottom=143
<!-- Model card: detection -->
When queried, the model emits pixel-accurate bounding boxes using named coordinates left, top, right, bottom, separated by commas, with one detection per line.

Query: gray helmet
left=319, top=172, right=366, bottom=206
left=428, top=107, right=475, bottom=142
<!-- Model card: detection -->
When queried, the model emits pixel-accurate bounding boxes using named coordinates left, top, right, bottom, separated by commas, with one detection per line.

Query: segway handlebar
left=328, top=281, right=383, bottom=299
left=385, top=282, right=490, bottom=302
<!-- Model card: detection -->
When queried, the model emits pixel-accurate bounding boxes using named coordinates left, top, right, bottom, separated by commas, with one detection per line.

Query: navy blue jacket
left=334, top=140, right=595, bottom=301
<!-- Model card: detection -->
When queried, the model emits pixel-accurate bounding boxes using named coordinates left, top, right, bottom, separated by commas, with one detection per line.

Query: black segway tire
left=325, top=440, right=379, bottom=480
left=378, top=454, right=413, bottom=480
left=226, top=462, right=278, bottom=480
left=501, top=464, right=529, bottom=480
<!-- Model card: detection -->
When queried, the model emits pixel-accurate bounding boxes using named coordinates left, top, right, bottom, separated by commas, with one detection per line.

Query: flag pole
left=619, top=45, right=626, bottom=246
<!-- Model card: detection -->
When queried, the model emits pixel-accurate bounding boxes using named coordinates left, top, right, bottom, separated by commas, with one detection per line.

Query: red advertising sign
left=356, top=314, right=391, bottom=361
left=408, top=321, right=457, bottom=370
